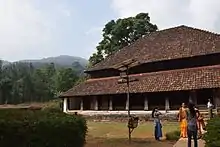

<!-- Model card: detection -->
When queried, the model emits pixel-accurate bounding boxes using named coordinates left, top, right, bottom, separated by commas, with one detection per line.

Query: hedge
left=165, top=130, right=180, bottom=141
left=0, top=109, right=87, bottom=147
left=203, top=117, right=220, bottom=147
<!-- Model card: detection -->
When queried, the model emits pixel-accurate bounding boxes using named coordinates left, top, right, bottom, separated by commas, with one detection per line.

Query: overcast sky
left=1, top=0, right=220, bottom=61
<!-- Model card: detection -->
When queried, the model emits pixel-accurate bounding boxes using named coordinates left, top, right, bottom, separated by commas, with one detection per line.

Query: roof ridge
left=180, top=25, right=220, bottom=36
left=86, top=64, right=220, bottom=82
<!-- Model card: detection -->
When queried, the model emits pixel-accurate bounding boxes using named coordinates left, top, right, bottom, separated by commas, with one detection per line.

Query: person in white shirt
left=207, top=99, right=213, bottom=119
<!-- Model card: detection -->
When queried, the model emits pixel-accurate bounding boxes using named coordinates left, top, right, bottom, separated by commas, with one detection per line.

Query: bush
left=165, top=130, right=180, bottom=141
left=42, top=99, right=62, bottom=112
left=0, top=109, right=87, bottom=147
left=203, top=117, right=220, bottom=147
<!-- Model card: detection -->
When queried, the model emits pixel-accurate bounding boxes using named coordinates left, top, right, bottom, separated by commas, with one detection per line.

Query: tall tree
left=55, top=68, right=78, bottom=93
left=89, top=13, right=158, bottom=66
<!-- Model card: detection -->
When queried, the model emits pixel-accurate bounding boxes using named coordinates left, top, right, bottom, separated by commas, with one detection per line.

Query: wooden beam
left=111, top=58, right=140, bottom=71
left=118, top=78, right=138, bottom=84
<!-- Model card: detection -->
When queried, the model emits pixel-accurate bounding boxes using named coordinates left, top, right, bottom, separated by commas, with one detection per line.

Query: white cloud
left=0, top=0, right=73, bottom=61
left=111, top=0, right=220, bottom=32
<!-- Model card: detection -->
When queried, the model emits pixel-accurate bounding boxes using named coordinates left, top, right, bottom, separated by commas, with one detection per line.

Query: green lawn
left=86, top=121, right=179, bottom=147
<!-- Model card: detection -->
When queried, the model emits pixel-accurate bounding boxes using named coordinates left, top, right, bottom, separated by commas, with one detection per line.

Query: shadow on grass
left=86, top=136, right=176, bottom=147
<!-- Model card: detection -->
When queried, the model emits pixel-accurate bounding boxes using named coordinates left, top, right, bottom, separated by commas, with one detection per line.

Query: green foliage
left=42, top=99, right=63, bottom=112
left=89, top=12, right=158, bottom=66
left=0, top=61, right=80, bottom=104
left=55, top=68, right=79, bottom=92
left=165, top=130, right=180, bottom=141
left=0, top=109, right=87, bottom=147
left=203, top=117, right=220, bottom=147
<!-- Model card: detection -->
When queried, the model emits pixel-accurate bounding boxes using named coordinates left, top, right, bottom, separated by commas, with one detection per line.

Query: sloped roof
left=87, top=25, right=220, bottom=72
left=60, top=65, right=220, bottom=97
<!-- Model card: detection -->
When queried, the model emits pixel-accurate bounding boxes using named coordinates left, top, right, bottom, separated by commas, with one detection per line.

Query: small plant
left=203, top=117, right=220, bottom=147
left=165, top=130, right=180, bottom=141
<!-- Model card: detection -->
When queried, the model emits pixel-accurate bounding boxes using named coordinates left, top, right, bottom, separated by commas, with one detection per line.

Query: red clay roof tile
left=87, top=25, right=220, bottom=72
left=60, top=65, right=220, bottom=97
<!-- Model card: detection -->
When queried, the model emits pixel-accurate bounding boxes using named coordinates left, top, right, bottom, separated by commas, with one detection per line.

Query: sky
left=1, top=0, right=220, bottom=61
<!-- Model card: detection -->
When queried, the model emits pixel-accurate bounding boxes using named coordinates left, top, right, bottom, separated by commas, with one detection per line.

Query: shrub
left=42, top=99, right=62, bottom=112
left=0, top=109, right=87, bottom=147
left=165, top=130, right=180, bottom=141
left=203, top=117, right=220, bottom=147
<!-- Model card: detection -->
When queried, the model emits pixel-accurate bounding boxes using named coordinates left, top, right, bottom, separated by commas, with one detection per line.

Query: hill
left=2, top=55, right=88, bottom=75
left=20, top=55, right=88, bottom=67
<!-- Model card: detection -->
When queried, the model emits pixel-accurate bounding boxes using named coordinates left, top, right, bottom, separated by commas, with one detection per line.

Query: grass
left=86, top=121, right=179, bottom=147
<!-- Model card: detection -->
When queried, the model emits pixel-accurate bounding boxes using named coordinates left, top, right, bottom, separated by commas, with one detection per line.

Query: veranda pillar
left=165, top=97, right=170, bottom=111
left=189, top=90, right=197, bottom=105
left=80, top=98, right=84, bottom=111
left=109, top=97, right=113, bottom=111
left=144, top=97, right=149, bottom=111
left=213, top=89, right=220, bottom=114
left=126, top=97, right=129, bottom=110
left=94, top=97, right=98, bottom=110
left=63, top=98, right=68, bottom=113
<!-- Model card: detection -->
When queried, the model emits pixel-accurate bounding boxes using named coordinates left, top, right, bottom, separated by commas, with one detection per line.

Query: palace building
left=59, top=25, right=220, bottom=115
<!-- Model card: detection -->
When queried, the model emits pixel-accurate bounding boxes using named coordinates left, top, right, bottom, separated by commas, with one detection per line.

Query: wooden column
left=109, top=97, right=113, bottom=111
left=94, top=97, right=98, bottom=110
left=63, top=98, right=68, bottom=113
left=213, top=89, right=220, bottom=114
left=165, top=97, right=170, bottom=110
left=189, top=90, right=197, bottom=104
left=144, top=97, right=149, bottom=111
left=126, top=97, right=129, bottom=110
left=80, top=98, right=84, bottom=111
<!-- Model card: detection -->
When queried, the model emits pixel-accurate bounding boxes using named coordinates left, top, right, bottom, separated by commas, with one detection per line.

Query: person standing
left=178, top=103, right=187, bottom=138
left=194, top=107, right=206, bottom=139
left=207, top=99, right=213, bottom=119
left=186, top=103, right=198, bottom=147
left=152, top=107, right=162, bottom=141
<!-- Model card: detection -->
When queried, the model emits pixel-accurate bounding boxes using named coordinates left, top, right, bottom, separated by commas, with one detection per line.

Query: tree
left=55, top=68, right=78, bottom=93
left=0, top=60, right=80, bottom=104
left=89, top=13, right=158, bottom=66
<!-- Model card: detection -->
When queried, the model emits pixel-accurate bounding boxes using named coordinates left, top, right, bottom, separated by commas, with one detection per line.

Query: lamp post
left=112, top=59, right=139, bottom=144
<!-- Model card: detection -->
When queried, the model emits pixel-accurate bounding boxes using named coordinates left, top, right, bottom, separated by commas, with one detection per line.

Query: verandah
left=63, top=88, right=219, bottom=112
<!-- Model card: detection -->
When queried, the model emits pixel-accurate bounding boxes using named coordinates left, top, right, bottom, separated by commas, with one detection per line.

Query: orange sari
left=178, top=107, right=187, bottom=138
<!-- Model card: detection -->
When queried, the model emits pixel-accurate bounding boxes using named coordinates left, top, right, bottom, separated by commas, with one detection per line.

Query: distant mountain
left=2, top=55, right=88, bottom=75
left=20, top=55, right=88, bottom=67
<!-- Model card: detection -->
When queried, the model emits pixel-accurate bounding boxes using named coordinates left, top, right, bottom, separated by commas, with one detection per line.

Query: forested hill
left=3, top=55, right=88, bottom=73
left=0, top=55, right=88, bottom=104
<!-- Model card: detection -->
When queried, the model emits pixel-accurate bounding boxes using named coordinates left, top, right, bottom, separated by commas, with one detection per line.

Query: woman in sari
left=152, top=107, right=162, bottom=140
left=178, top=103, right=187, bottom=138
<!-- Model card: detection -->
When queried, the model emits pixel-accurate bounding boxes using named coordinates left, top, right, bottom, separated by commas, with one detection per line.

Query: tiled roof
left=60, top=65, right=220, bottom=97
left=87, top=25, right=220, bottom=72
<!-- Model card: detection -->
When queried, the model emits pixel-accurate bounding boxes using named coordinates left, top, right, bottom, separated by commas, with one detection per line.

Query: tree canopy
left=0, top=61, right=82, bottom=104
left=89, top=13, right=158, bottom=66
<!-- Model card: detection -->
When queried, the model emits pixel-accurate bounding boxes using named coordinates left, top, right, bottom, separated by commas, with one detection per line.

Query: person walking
left=152, top=107, right=162, bottom=141
left=186, top=103, right=198, bottom=147
left=207, top=99, right=213, bottom=119
left=178, top=103, right=187, bottom=138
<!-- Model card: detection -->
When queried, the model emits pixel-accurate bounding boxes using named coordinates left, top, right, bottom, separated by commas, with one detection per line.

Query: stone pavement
left=173, top=138, right=205, bottom=147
